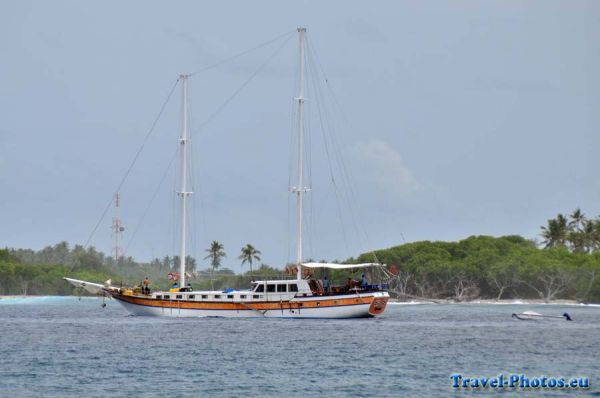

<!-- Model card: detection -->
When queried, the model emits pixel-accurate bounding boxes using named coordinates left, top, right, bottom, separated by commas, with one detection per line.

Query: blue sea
left=1, top=297, right=599, bottom=397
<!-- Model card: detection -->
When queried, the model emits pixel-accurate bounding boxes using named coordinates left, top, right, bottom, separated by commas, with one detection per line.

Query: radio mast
left=111, top=192, right=125, bottom=262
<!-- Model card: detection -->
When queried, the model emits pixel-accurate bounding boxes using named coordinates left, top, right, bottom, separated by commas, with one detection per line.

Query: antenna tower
left=111, top=192, right=125, bottom=262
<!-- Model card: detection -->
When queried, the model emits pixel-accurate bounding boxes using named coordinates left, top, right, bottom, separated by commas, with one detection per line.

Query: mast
left=178, top=74, right=191, bottom=288
left=293, top=27, right=307, bottom=280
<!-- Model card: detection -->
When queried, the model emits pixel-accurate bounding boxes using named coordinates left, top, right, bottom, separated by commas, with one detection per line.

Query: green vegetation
left=0, top=246, right=118, bottom=295
left=0, top=241, right=274, bottom=296
left=357, top=234, right=600, bottom=302
left=2, top=209, right=599, bottom=302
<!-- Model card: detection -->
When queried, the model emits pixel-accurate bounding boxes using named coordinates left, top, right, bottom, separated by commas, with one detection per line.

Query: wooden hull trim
left=109, top=291, right=389, bottom=319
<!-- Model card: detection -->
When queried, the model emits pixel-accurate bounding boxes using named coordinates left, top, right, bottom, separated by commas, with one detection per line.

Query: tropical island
left=2, top=208, right=599, bottom=303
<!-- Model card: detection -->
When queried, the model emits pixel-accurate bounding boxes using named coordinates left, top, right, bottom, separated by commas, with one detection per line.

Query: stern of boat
left=368, top=292, right=389, bottom=316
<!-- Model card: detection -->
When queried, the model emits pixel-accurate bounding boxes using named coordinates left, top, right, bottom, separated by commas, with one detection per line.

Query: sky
left=1, top=1, right=599, bottom=271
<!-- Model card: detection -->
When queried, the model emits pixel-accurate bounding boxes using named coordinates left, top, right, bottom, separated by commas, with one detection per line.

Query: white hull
left=65, top=277, right=390, bottom=319
left=115, top=298, right=376, bottom=318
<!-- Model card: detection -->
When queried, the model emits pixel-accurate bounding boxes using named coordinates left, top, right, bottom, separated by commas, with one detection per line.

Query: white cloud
left=349, top=139, right=419, bottom=199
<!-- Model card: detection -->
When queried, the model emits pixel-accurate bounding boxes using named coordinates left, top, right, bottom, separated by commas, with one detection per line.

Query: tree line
left=361, top=234, right=600, bottom=302
left=0, top=240, right=267, bottom=295
left=2, top=208, right=600, bottom=301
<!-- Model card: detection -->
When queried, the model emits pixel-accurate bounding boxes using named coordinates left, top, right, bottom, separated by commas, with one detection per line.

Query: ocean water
left=1, top=297, right=599, bottom=397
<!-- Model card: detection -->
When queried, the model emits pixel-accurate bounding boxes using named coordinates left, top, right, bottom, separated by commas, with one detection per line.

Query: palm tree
left=238, top=244, right=261, bottom=275
left=567, top=208, right=587, bottom=253
left=581, top=220, right=597, bottom=253
left=540, top=214, right=569, bottom=248
left=569, top=208, right=586, bottom=232
left=204, top=241, right=226, bottom=273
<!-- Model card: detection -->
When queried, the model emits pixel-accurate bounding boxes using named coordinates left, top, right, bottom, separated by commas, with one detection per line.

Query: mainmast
left=292, top=27, right=308, bottom=280
left=178, top=74, right=191, bottom=288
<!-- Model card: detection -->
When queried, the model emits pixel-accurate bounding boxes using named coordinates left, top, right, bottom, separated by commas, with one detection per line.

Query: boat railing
left=311, top=283, right=389, bottom=296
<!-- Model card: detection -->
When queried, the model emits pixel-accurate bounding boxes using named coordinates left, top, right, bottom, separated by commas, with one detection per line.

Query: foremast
left=292, top=27, right=308, bottom=280
left=178, top=74, right=192, bottom=288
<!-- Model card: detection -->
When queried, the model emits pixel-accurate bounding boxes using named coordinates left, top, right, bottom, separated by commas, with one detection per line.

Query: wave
left=388, top=300, right=430, bottom=305
left=388, top=299, right=600, bottom=307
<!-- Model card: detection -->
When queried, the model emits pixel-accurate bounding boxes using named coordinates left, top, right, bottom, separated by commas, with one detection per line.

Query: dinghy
left=511, top=311, right=572, bottom=321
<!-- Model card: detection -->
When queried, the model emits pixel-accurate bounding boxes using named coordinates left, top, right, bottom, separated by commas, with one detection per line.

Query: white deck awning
left=302, top=262, right=383, bottom=270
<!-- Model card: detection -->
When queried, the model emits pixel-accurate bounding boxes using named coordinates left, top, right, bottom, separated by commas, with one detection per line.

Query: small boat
left=512, top=311, right=572, bottom=321
left=64, top=28, right=390, bottom=319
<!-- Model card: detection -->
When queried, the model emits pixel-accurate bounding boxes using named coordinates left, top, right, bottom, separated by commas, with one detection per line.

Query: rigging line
left=124, top=150, right=178, bottom=253
left=305, top=42, right=348, bottom=215
left=303, top=51, right=313, bottom=261
left=306, top=49, right=351, bottom=255
left=188, top=30, right=295, bottom=77
left=83, top=77, right=180, bottom=249
left=286, top=96, right=296, bottom=265
left=190, top=33, right=295, bottom=138
left=186, top=84, right=198, bottom=264
left=286, top=37, right=300, bottom=266
left=172, top=161, right=178, bottom=264
left=306, top=36, right=371, bottom=250
left=306, top=40, right=378, bottom=264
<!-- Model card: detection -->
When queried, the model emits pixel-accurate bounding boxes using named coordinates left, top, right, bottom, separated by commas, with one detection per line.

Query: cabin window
left=253, top=295, right=260, bottom=299
left=176, top=295, right=183, bottom=299
left=240, top=295, right=246, bottom=299
left=163, top=295, right=170, bottom=299
left=267, top=284, right=276, bottom=292
left=289, top=284, right=298, bottom=292
left=277, top=284, right=286, bottom=292
left=188, top=295, right=195, bottom=299
left=214, top=295, right=221, bottom=299
left=227, top=295, right=234, bottom=299
left=155, top=295, right=162, bottom=299
left=201, top=295, right=208, bottom=299
left=254, top=284, right=264, bottom=293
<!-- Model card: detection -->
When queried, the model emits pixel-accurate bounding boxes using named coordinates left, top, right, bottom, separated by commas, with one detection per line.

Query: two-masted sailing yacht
left=65, top=28, right=390, bottom=318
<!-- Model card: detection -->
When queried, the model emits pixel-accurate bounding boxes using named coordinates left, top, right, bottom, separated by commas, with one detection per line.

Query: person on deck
left=143, top=277, right=150, bottom=294
left=346, top=278, right=355, bottom=292
left=360, top=274, right=368, bottom=289
left=322, top=276, right=330, bottom=295
left=172, top=281, right=179, bottom=289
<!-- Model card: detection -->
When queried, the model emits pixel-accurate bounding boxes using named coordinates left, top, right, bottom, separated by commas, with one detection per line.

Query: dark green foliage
left=356, top=235, right=600, bottom=302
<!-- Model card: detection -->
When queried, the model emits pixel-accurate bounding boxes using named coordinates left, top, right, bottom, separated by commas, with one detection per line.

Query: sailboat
left=64, top=28, right=390, bottom=318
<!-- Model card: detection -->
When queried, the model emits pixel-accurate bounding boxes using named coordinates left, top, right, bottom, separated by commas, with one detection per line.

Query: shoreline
left=389, top=298, right=600, bottom=306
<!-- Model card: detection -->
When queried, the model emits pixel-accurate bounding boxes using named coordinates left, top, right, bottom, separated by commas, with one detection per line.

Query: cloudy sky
left=1, top=1, right=599, bottom=270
